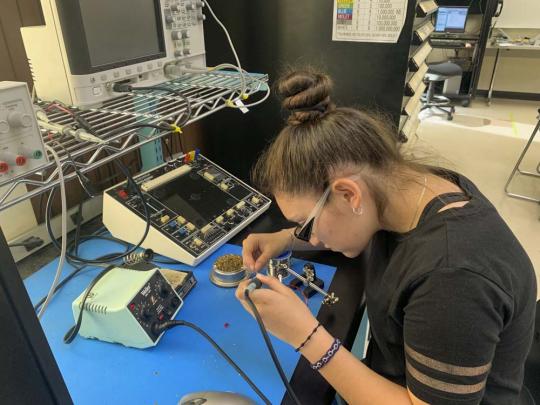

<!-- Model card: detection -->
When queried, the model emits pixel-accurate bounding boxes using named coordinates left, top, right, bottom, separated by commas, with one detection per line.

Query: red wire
left=288, top=283, right=309, bottom=305
left=46, top=103, right=75, bottom=116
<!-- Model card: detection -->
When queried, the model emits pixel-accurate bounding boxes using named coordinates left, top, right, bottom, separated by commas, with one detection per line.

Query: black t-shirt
left=364, top=170, right=537, bottom=404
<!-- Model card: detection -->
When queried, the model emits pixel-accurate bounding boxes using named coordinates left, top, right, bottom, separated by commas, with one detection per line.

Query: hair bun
left=276, top=68, right=335, bottom=125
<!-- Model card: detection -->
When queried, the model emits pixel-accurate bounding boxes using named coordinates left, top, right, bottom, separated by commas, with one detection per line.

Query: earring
left=352, top=206, right=363, bottom=216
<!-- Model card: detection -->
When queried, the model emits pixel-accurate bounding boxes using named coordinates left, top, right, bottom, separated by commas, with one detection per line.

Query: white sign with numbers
left=332, top=0, right=407, bottom=43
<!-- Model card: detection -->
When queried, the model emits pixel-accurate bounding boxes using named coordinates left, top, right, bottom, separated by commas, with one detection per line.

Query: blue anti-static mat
left=24, top=242, right=336, bottom=405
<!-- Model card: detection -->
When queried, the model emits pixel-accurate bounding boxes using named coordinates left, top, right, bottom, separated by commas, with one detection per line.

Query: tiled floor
left=408, top=98, right=540, bottom=298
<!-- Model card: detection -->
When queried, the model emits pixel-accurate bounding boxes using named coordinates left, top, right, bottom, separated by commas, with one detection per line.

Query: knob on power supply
left=0, top=162, right=9, bottom=173
left=18, top=146, right=43, bottom=160
left=0, top=152, right=26, bottom=166
left=7, top=111, right=33, bottom=128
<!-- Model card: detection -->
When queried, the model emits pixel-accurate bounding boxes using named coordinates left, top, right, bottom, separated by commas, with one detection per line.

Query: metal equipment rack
left=0, top=71, right=268, bottom=212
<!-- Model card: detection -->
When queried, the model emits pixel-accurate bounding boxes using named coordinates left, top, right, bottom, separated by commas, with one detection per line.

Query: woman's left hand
left=235, top=274, right=319, bottom=348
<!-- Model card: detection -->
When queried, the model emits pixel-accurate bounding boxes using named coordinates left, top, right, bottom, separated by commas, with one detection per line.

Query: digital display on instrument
left=79, top=0, right=164, bottom=67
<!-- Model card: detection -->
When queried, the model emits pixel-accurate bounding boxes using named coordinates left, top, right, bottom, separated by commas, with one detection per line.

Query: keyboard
left=430, top=38, right=477, bottom=48
left=431, top=33, right=480, bottom=41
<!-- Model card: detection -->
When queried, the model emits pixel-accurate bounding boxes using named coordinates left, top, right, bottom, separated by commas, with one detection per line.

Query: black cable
left=73, top=198, right=84, bottom=255
left=244, top=289, right=302, bottom=405
left=45, top=160, right=151, bottom=265
left=43, top=102, right=173, bottom=153
left=64, top=265, right=116, bottom=344
left=34, top=237, right=131, bottom=313
left=152, top=320, right=271, bottom=405
left=8, top=237, right=44, bottom=250
left=162, top=136, right=174, bottom=160
left=47, top=139, right=97, bottom=198
left=67, top=234, right=129, bottom=254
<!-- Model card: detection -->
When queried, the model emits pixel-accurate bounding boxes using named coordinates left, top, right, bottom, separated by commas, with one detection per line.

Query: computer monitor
left=21, top=0, right=207, bottom=107
left=435, top=6, right=469, bottom=33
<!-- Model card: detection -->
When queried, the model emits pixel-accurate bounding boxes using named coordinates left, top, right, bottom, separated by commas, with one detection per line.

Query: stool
left=421, top=62, right=463, bottom=120
left=504, top=109, right=540, bottom=204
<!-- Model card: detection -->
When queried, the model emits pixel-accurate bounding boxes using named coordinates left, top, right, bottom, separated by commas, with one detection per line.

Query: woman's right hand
left=242, top=229, right=293, bottom=272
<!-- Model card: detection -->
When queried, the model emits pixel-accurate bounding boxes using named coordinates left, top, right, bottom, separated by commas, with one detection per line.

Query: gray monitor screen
left=79, top=0, right=163, bottom=67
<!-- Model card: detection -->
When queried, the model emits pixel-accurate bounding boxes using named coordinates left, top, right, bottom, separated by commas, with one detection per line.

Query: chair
left=524, top=300, right=540, bottom=404
left=421, top=62, right=462, bottom=120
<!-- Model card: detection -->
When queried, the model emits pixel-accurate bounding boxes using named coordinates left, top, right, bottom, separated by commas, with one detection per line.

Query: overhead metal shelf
left=0, top=71, right=268, bottom=212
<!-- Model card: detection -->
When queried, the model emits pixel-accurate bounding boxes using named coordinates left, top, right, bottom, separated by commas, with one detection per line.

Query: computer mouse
left=179, top=391, right=257, bottom=405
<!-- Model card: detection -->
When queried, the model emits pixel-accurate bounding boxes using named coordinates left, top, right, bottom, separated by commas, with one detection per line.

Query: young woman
left=235, top=69, right=537, bottom=404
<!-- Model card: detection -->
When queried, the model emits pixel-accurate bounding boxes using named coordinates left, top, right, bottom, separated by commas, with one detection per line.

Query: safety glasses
left=293, top=186, right=331, bottom=242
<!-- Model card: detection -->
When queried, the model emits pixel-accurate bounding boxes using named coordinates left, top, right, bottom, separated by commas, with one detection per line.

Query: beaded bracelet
left=311, top=338, right=341, bottom=371
left=295, top=322, right=322, bottom=352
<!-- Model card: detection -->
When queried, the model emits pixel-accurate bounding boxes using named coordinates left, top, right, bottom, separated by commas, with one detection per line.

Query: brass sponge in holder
left=210, top=254, right=247, bottom=288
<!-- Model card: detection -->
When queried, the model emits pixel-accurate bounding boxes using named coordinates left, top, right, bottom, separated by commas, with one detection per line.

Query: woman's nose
left=309, top=234, right=320, bottom=246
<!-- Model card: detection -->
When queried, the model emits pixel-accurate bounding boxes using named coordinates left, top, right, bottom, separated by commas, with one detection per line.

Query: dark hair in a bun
left=276, top=68, right=335, bottom=125
left=253, top=67, right=429, bottom=219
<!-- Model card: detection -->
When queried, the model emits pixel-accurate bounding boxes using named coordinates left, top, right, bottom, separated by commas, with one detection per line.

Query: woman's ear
left=331, top=178, right=362, bottom=210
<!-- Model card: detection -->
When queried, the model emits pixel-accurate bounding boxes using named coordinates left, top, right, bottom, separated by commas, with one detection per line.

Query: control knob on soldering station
left=159, top=286, right=170, bottom=299
left=141, top=308, right=153, bottom=321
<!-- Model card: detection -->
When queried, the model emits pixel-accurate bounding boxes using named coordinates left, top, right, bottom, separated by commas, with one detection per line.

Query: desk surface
left=487, top=42, right=540, bottom=50
left=25, top=204, right=367, bottom=404
left=25, top=242, right=337, bottom=405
